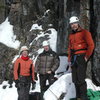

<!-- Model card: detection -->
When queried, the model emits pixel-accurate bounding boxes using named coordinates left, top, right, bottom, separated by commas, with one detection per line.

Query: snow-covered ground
left=0, top=73, right=100, bottom=100
left=0, top=81, right=18, bottom=100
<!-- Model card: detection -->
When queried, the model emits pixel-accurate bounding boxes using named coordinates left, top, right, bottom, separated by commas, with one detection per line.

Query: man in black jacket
left=35, top=41, right=60, bottom=100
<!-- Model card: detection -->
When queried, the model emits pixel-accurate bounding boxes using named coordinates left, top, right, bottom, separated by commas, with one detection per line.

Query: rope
left=48, top=88, right=60, bottom=100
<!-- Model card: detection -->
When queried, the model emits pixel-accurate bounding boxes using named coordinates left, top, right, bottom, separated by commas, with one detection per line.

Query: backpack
left=87, top=89, right=100, bottom=100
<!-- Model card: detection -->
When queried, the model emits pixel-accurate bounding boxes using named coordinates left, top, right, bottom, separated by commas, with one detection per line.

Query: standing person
left=68, top=16, right=94, bottom=100
left=35, top=41, right=60, bottom=100
left=13, top=46, right=35, bottom=100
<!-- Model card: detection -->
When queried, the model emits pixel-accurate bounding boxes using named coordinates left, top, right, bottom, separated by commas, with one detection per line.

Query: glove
left=32, top=81, right=36, bottom=90
left=35, top=73, right=38, bottom=80
left=15, top=79, right=19, bottom=88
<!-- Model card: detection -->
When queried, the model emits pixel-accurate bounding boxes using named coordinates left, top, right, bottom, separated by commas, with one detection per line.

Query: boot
left=77, top=98, right=81, bottom=100
left=81, top=96, right=89, bottom=100
left=40, top=91, right=45, bottom=100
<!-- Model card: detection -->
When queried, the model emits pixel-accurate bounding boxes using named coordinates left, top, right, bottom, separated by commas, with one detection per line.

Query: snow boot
left=77, top=98, right=81, bottom=100
left=40, top=91, right=45, bottom=100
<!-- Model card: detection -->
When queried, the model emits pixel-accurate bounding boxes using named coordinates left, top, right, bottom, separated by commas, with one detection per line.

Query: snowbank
left=44, top=73, right=100, bottom=100
left=30, top=24, right=57, bottom=52
left=44, top=73, right=76, bottom=100
left=0, top=18, right=20, bottom=49
left=0, top=74, right=100, bottom=100
left=0, top=81, right=18, bottom=100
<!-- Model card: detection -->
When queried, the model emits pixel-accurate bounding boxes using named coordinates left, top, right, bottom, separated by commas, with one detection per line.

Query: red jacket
left=13, top=57, right=34, bottom=81
left=68, top=29, right=94, bottom=62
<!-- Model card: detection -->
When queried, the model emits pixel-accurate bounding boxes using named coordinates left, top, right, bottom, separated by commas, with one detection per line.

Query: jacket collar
left=43, top=48, right=52, bottom=54
left=72, top=27, right=83, bottom=34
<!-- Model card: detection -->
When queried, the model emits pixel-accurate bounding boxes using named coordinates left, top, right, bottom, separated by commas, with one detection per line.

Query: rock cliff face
left=90, top=0, right=100, bottom=85
left=0, top=0, right=100, bottom=85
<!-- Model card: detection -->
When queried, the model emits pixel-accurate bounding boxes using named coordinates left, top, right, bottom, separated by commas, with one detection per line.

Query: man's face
left=70, top=22, right=79, bottom=31
left=22, top=50, right=28, bottom=57
left=43, top=45, right=49, bottom=51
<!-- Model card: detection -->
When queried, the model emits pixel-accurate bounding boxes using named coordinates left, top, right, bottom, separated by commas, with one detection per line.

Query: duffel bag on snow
left=87, top=89, right=100, bottom=100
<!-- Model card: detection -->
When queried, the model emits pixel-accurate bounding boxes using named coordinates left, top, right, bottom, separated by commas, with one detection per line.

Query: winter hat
left=20, top=46, right=29, bottom=53
left=69, top=16, right=79, bottom=24
left=42, top=41, right=49, bottom=46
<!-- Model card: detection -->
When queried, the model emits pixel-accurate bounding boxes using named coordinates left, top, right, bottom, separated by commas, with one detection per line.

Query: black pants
left=17, top=76, right=31, bottom=100
left=39, top=74, right=54, bottom=100
left=71, top=54, right=88, bottom=100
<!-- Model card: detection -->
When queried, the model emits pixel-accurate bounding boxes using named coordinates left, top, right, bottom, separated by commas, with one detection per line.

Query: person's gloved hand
left=15, top=79, right=19, bottom=88
left=32, top=81, right=36, bottom=90
left=35, top=73, right=38, bottom=80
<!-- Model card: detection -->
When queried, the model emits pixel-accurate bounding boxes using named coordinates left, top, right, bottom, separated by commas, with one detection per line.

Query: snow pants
left=17, top=76, right=31, bottom=100
left=39, top=73, right=54, bottom=100
left=71, top=54, right=88, bottom=100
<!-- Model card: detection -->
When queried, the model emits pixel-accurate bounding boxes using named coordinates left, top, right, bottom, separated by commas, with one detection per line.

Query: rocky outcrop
left=0, top=0, right=6, bottom=23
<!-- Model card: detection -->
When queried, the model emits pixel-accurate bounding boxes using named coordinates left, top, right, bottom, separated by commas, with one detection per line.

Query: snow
left=44, top=9, right=50, bottom=16
left=12, top=55, right=20, bottom=63
left=30, top=24, right=43, bottom=31
left=86, top=79, right=100, bottom=91
left=55, top=56, right=68, bottom=75
left=48, top=28, right=57, bottom=52
left=0, top=18, right=20, bottom=49
left=0, top=73, right=100, bottom=100
left=44, top=73, right=76, bottom=100
left=30, top=26, right=57, bottom=52
left=0, top=81, right=18, bottom=100
left=44, top=73, right=100, bottom=100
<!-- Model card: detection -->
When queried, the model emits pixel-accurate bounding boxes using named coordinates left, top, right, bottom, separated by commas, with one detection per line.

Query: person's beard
left=72, top=28, right=78, bottom=33
left=72, top=25, right=80, bottom=33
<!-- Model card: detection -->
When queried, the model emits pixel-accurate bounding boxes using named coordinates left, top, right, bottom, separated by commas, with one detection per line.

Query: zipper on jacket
left=74, top=34, right=76, bottom=49
left=45, top=55, right=48, bottom=74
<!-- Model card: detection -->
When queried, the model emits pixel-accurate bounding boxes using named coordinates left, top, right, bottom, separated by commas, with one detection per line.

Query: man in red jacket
left=13, top=46, right=35, bottom=100
left=68, top=16, right=94, bottom=100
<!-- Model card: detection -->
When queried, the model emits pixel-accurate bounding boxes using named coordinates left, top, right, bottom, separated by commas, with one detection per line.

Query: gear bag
left=87, top=89, right=100, bottom=100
